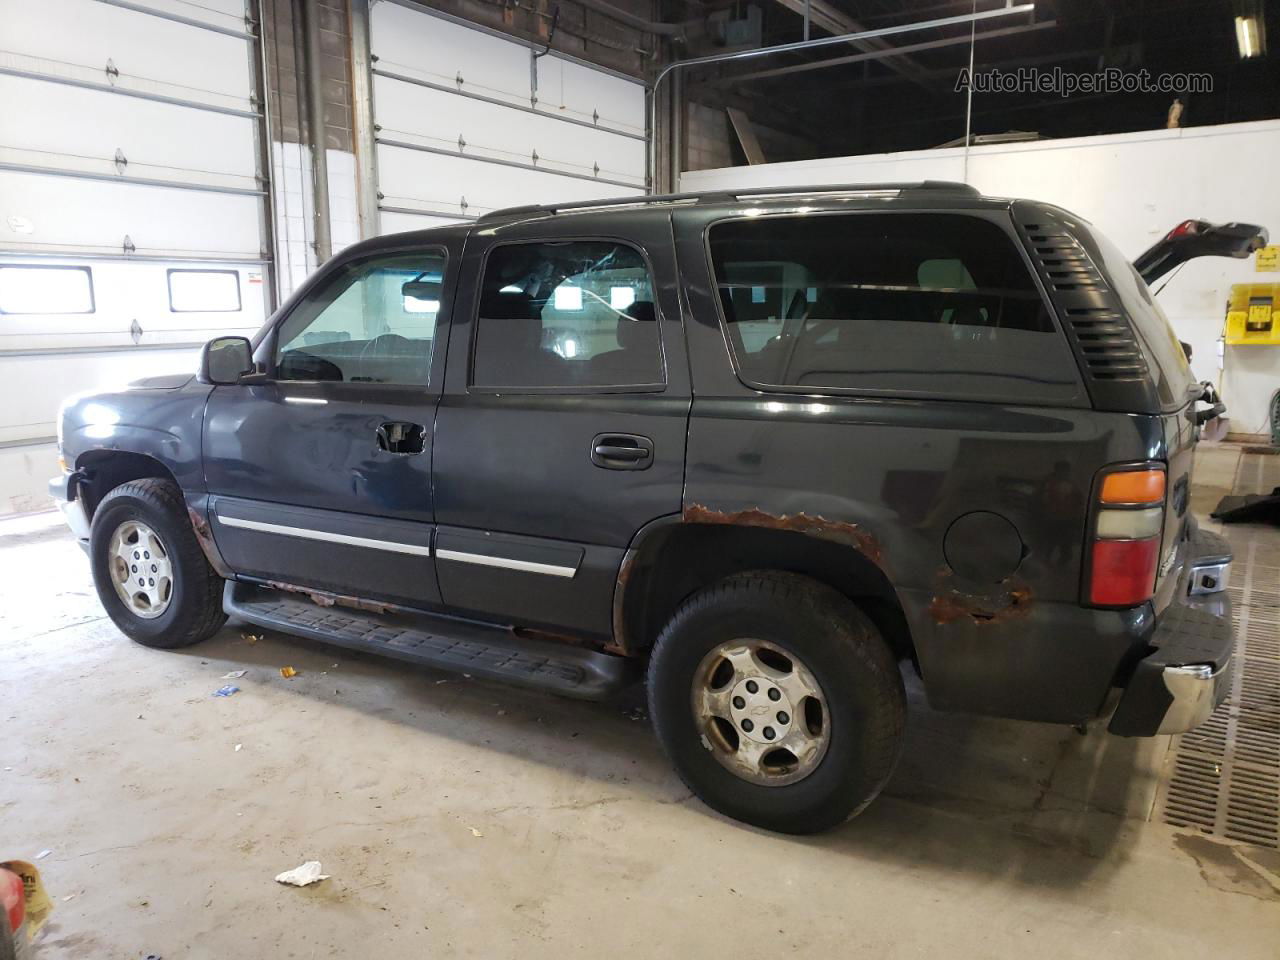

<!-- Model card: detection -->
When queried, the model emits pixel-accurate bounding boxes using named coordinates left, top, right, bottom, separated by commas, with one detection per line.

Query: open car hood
left=1135, top=219, right=1269, bottom=285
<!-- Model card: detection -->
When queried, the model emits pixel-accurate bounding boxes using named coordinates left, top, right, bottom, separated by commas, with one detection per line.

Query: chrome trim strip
left=217, top=515, right=432, bottom=557
left=436, top=547, right=578, bottom=579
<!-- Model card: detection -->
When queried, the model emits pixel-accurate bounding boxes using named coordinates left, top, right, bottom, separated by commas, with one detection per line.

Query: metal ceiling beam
left=704, top=18, right=1057, bottom=86
left=649, top=2, right=1037, bottom=187
left=766, top=0, right=933, bottom=88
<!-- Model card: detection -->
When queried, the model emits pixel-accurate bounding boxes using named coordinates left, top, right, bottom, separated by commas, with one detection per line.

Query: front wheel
left=647, top=572, right=906, bottom=833
left=89, top=478, right=227, bottom=648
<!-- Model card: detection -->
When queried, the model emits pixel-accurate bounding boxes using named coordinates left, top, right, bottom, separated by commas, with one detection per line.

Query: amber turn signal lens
left=1100, top=469, right=1165, bottom=504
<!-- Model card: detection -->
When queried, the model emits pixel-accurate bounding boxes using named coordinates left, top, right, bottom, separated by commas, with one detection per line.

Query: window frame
left=0, top=264, right=95, bottom=315
left=701, top=208, right=1084, bottom=407
left=266, top=245, right=450, bottom=389
left=166, top=268, right=242, bottom=313
left=468, top=235, right=668, bottom=396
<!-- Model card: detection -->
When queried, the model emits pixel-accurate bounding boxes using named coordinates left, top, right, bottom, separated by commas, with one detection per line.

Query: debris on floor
left=279, top=666, right=298, bottom=679
left=2, top=858, right=54, bottom=936
left=234, top=744, right=242, bottom=752
left=221, top=670, right=247, bottom=680
left=212, top=685, right=240, bottom=698
left=274, top=861, right=329, bottom=887
left=241, top=632, right=260, bottom=644
left=33, top=851, right=50, bottom=860
left=469, top=827, right=483, bottom=838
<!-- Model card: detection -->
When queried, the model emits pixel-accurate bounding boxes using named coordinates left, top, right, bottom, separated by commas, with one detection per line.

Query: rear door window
left=707, top=213, right=1084, bottom=405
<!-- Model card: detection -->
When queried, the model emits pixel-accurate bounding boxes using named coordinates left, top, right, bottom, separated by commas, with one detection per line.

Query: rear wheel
left=89, top=478, right=226, bottom=648
left=648, top=571, right=905, bottom=833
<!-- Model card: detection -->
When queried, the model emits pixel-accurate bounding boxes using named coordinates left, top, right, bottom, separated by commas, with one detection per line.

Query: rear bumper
left=48, top=472, right=91, bottom=545
left=1109, top=529, right=1234, bottom=736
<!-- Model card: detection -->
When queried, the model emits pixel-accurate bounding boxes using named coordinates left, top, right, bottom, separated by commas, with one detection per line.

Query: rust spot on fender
left=187, top=506, right=232, bottom=578
left=929, top=574, right=1033, bottom=626
left=609, top=548, right=640, bottom=656
left=265, top=580, right=398, bottom=616
left=683, top=503, right=882, bottom=565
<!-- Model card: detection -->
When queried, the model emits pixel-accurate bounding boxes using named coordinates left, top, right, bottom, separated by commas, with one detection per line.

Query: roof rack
left=475, top=181, right=980, bottom=223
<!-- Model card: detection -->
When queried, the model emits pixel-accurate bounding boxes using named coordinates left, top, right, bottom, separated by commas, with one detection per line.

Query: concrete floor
left=3, top=444, right=1279, bottom=958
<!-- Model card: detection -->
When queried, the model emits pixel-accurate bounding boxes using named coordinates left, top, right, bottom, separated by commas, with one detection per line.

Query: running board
left=223, top=581, right=635, bottom=700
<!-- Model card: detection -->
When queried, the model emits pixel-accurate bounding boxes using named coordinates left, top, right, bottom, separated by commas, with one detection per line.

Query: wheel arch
left=613, top=517, right=914, bottom=664
left=75, top=450, right=180, bottom=518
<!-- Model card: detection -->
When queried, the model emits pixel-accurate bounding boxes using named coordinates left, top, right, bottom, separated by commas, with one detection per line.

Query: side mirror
left=200, top=336, right=255, bottom=385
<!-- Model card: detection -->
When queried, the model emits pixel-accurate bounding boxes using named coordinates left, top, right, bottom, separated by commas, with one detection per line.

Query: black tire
left=89, top=478, right=226, bottom=649
left=647, top=571, right=905, bottom=834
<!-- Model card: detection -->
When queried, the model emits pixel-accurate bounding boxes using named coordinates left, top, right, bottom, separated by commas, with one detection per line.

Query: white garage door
left=368, top=0, right=648, bottom=234
left=0, top=0, right=272, bottom=513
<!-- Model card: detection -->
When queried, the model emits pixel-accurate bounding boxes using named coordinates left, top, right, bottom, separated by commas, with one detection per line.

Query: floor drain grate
left=1156, top=452, right=1280, bottom=849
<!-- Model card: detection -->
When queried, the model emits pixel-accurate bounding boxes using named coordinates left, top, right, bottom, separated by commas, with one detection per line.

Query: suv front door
left=432, top=212, right=690, bottom=639
left=202, top=233, right=464, bottom=607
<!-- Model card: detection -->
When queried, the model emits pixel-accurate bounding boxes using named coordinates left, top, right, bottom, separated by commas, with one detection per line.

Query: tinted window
left=1090, top=230, right=1197, bottom=410
left=275, top=251, right=444, bottom=385
left=473, top=241, right=662, bottom=389
left=0, top=265, right=94, bottom=314
left=708, top=213, right=1083, bottom=405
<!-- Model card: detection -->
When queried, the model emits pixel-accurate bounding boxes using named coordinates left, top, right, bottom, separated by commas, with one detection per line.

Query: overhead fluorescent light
left=1234, top=1, right=1267, bottom=58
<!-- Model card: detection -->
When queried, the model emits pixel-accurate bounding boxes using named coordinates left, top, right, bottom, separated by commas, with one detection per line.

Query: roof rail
left=475, top=181, right=980, bottom=223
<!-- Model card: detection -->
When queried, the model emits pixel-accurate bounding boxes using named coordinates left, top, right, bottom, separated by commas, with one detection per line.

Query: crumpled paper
left=274, top=861, right=329, bottom=887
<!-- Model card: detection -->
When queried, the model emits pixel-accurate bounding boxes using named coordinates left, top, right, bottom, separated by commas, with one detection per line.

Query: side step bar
left=223, top=581, right=635, bottom=700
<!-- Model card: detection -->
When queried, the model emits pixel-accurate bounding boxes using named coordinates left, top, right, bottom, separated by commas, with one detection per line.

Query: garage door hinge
left=114, top=149, right=128, bottom=174
left=105, top=58, right=119, bottom=86
left=531, top=149, right=539, bottom=166
left=458, top=135, right=466, bottom=153
left=460, top=196, right=469, bottom=214
left=593, top=109, right=599, bottom=126
left=593, top=162, right=600, bottom=177
left=455, top=71, right=465, bottom=89
left=123, top=235, right=136, bottom=255
left=130, top=319, right=143, bottom=344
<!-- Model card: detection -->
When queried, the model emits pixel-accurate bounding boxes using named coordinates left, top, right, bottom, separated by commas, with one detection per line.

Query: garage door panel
left=534, top=57, right=646, bottom=136
left=3, top=0, right=252, bottom=108
left=378, top=212, right=469, bottom=235
left=372, top=2, right=532, bottom=104
left=1, top=171, right=263, bottom=257
left=373, top=75, right=644, bottom=183
left=375, top=146, right=643, bottom=221
left=0, top=76, right=257, bottom=188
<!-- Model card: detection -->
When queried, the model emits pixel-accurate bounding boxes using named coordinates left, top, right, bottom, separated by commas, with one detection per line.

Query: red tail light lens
left=1088, top=464, right=1166, bottom=607
left=1090, top=539, right=1161, bottom=605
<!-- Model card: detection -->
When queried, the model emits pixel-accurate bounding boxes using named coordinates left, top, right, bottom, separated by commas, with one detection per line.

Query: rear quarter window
left=1089, top=230, right=1198, bottom=410
left=707, top=212, right=1085, bottom=406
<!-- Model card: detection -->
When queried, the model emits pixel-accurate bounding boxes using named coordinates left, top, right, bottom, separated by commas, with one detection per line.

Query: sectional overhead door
left=0, top=0, right=272, bottom=513
left=368, top=0, right=648, bottom=234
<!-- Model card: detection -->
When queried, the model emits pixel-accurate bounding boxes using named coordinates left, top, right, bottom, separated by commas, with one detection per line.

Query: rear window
left=707, top=213, right=1084, bottom=405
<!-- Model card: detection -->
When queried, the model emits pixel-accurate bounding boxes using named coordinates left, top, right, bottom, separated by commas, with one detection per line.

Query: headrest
left=481, top=289, right=537, bottom=320
left=617, top=301, right=656, bottom=351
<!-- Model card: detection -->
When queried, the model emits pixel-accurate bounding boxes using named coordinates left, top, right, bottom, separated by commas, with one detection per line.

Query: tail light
left=1088, top=464, right=1166, bottom=607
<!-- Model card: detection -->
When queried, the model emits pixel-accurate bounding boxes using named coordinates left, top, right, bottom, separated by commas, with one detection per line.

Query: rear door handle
left=591, top=433, right=653, bottom=470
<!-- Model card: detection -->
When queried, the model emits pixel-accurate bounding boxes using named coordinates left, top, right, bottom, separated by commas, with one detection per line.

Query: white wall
left=681, top=120, right=1280, bottom=438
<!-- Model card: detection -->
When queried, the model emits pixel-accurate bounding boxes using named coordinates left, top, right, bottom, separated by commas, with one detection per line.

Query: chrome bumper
left=1158, top=660, right=1232, bottom=734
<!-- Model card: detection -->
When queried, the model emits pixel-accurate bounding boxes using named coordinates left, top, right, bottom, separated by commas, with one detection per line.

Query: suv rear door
left=202, top=231, right=465, bottom=607
left=431, top=211, right=690, bottom=639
